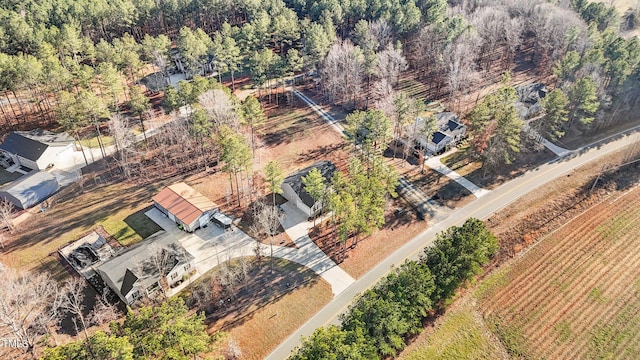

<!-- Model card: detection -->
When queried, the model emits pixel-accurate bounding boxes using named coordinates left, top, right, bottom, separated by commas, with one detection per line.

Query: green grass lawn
left=399, top=301, right=504, bottom=360
left=102, top=205, right=163, bottom=246
left=79, top=135, right=115, bottom=148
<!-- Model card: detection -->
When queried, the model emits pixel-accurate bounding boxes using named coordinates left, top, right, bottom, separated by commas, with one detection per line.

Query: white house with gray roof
left=410, top=112, right=466, bottom=154
left=0, top=129, right=75, bottom=171
left=281, top=161, right=337, bottom=218
left=96, top=233, right=195, bottom=305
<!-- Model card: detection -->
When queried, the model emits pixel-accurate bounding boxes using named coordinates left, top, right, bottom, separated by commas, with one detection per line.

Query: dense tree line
left=42, top=297, right=213, bottom=360
left=1, top=0, right=637, bottom=173
left=290, top=218, right=498, bottom=359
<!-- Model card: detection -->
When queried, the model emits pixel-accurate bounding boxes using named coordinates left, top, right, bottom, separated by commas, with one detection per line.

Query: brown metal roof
left=152, top=183, right=217, bottom=225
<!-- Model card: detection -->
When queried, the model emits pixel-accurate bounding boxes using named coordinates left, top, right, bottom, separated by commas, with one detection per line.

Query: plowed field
left=478, top=185, right=640, bottom=359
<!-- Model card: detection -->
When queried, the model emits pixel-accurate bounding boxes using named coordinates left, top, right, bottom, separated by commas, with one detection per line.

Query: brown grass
left=440, top=144, right=556, bottom=190
left=0, top=169, right=168, bottom=279
left=479, top=185, right=640, bottom=359
left=309, top=197, right=427, bottom=279
left=202, top=259, right=332, bottom=360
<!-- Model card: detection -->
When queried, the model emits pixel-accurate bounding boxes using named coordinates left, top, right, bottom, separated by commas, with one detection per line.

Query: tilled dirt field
left=479, top=183, right=640, bottom=359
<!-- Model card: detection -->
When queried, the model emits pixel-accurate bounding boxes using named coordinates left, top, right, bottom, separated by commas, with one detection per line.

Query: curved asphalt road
left=266, top=126, right=640, bottom=359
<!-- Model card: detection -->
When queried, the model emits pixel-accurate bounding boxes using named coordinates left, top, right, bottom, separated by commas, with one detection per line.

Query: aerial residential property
left=0, top=1, right=639, bottom=359
left=152, top=182, right=219, bottom=232
left=0, top=130, right=75, bottom=172
left=281, top=161, right=337, bottom=218
left=95, top=233, right=195, bottom=304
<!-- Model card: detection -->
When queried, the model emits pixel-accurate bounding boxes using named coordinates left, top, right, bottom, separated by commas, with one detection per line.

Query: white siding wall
left=36, top=144, right=74, bottom=170
left=282, top=183, right=312, bottom=217
left=16, top=156, right=37, bottom=170
left=167, top=261, right=194, bottom=286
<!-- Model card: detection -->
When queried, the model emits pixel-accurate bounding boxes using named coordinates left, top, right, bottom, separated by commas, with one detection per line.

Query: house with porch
left=411, top=112, right=466, bottom=155
left=282, top=161, right=337, bottom=218
left=95, top=233, right=195, bottom=305
left=0, top=129, right=75, bottom=172
left=152, top=182, right=218, bottom=232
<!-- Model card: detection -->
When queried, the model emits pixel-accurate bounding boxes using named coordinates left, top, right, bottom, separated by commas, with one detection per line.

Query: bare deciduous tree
left=88, top=293, right=120, bottom=327
left=109, top=113, right=139, bottom=180
left=0, top=198, right=15, bottom=233
left=61, top=277, right=90, bottom=339
left=0, top=269, right=63, bottom=356
left=253, top=201, right=282, bottom=272
left=198, top=89, right=239, bottom=129
left=445, top=32, right=481, bottom=112
left=376, top=43, right=408, bottom=87
left=225, top=336, right=243, bottom=359
left=321, top=40, right=365, bottom=108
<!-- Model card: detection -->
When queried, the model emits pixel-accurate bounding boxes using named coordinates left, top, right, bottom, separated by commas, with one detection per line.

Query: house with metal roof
left=152, top=182, right=218, bottom=232
left=281, top=161, right=337, bottom=218
left=0, top=171, right=59, bottom=209
left=0, top=129, right=75, bottom=172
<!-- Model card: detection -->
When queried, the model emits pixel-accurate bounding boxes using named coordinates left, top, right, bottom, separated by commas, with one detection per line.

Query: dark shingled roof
left=431, top=131, right=449, bottom=145
left=284, top=161, right=337, bottom=208
left=0, top=133, right=49, bottom=162
left=120, top=268, right=139, bottom=298
left=446, top=119, right=462, bottom=132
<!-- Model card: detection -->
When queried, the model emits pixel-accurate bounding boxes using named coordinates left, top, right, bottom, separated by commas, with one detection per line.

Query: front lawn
left=182, top=258, right=332, bottom=360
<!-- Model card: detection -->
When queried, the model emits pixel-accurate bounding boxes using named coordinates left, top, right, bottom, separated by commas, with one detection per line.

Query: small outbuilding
left=0, top=129, right=75, bottom=171
left=282, top=161, right=337, bottom=218
left=152, top=182, right=218, bottom=232
left=0, top=171, right=59, bottom=209
left=211, top=212, right=233, bottom=230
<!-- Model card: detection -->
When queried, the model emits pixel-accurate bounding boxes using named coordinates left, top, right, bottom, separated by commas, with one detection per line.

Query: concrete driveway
left=146, top=205, right=355, bottom=297
left=277, top=202, right=355, bottom=296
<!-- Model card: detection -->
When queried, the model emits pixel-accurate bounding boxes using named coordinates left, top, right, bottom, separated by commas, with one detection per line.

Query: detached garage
left=0, top=171, right=59, bottom=209
left=152, top=182, right=218, bottom=232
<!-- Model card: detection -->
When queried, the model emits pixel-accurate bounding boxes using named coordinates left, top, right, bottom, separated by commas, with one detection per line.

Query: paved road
left=266, top=125, right=640, bottom=359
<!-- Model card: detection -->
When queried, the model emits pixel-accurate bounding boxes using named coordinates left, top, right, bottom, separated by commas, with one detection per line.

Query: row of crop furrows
left=481, top=190, right=633, bottom=315
left=539, top=212, right=640, bottom=360
left=481, top=187, right=640, bottom=358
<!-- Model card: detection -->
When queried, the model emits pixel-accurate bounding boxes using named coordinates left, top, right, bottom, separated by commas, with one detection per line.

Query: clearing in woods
left=477, top=185, right=640, bottom=359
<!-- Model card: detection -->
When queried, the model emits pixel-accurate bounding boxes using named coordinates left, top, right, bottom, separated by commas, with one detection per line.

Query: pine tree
left=264, top=160, right=284, bottom=205
left=302, top=167, right=327, bottom=226
left=541, top=88, right=570, bottom=141
left=568, top=76, right=600, bottom=128
left=239, top=95, right=267, bottom=155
